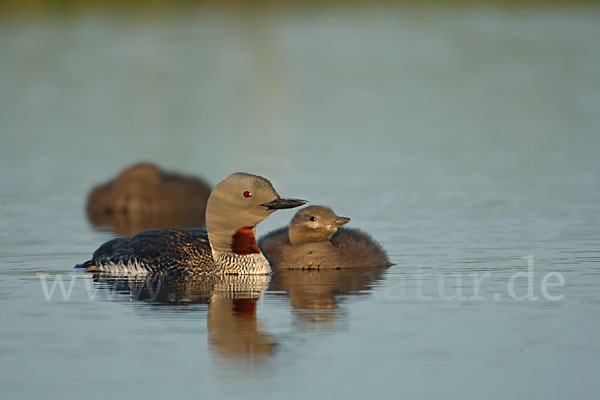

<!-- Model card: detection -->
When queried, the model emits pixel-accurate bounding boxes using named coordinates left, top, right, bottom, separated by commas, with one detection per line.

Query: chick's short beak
left=334, top=216, right=351, bottom=227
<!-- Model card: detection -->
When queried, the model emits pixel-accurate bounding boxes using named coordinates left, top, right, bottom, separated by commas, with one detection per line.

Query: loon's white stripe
left=97, top=259, right=152, bottom=276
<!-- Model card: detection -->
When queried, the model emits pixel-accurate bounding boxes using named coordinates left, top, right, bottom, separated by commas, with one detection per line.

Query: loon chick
left=77, top=172, right=307, bottom=276
left=86, top=163, right=212, bottom=233
left=259, top=205, right=390, bottom=270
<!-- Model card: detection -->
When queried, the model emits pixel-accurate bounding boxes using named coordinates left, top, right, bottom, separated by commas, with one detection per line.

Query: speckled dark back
left=91, top=228, right=213, bottom=274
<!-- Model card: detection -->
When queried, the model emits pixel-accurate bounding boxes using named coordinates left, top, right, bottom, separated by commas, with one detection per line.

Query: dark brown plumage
left=259, top=206, right=391, bottom=270
left=86, top=163, right=212, bottom=235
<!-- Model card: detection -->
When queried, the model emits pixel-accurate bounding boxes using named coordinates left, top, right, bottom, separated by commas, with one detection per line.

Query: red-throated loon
left=77, top=172, right=307, bottom=276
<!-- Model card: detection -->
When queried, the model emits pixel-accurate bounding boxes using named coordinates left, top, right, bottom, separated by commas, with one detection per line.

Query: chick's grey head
left=288, top=205, right=351, bottom=245
left=207, top=172, right=307, bottom=253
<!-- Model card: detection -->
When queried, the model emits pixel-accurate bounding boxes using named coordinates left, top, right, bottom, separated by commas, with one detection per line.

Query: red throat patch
left=231, top=226, right=261, bottom=255
left=232, top=298, right=258, bottom=319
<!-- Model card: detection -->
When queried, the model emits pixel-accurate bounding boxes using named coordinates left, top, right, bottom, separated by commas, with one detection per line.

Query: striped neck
left=211, top=251, right=271, bottom=275
left=209, top=226, right=271, bottom=274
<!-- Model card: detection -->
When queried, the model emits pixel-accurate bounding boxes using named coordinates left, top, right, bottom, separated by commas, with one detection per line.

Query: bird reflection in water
left=85, top=266, right=389, bottom=360
left=269, top=267, right=389, bottom=325
left=88, top=273, right=276, bottom=361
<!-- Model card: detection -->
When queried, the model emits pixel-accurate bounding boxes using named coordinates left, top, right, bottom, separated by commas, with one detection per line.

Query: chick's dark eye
left=243, top=191, right=252, bottom=198
left=309, top=216, right=316, bottom=221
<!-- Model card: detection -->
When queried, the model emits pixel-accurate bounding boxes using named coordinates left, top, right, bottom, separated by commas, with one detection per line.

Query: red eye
left=243, top=191, right=252, bottom=198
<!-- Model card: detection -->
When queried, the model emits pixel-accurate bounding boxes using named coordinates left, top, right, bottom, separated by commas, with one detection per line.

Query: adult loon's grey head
left=206, top=172, right=307, bottom=258
left=288, top=205, right=351, bottom=245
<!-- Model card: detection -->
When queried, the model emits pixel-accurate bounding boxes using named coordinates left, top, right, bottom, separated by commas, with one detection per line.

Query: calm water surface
left=1, top=4, right=599, bottom=400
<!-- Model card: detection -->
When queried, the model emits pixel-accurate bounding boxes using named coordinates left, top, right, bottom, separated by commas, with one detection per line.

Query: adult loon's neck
left=209, top=226, right=271, bottom=274
left=211, top=251, right=271, bottom=275
left=231, top=226, right=261, bottom=255
left=208, top=226, right=260, bottom=254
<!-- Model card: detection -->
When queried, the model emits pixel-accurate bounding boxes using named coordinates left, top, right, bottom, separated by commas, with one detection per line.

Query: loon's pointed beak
left=334, top=216, right=351, bottom=227
left=261, top=197, right=308, bottom=210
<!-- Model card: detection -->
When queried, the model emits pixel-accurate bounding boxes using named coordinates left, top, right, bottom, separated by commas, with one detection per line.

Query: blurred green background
left=1, top=1, right=599, bottom=399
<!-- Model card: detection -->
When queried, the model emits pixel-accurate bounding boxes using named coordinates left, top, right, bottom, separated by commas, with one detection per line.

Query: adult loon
left=258, top=205, right=390, bottom=270
left=86, top=163, right=212, bottom=234
left=77, top=172, right=307, bottom=276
